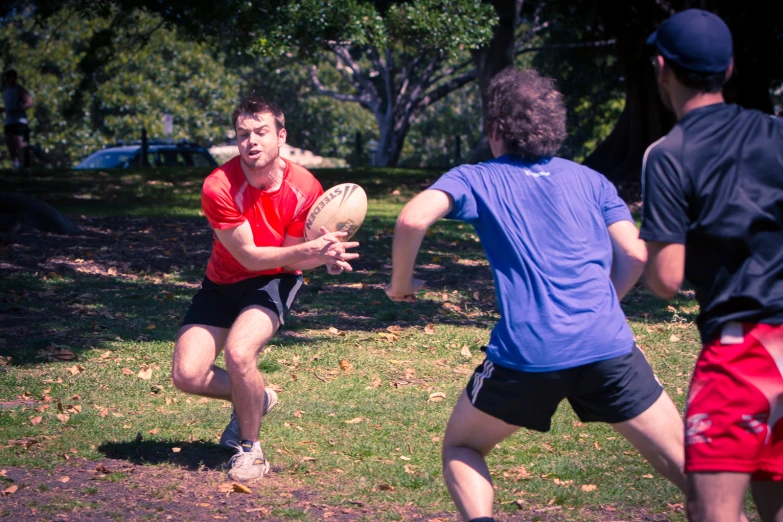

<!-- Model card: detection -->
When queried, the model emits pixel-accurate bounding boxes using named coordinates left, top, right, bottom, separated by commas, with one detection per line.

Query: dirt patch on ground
left=1, top=457, right=680, bottom=521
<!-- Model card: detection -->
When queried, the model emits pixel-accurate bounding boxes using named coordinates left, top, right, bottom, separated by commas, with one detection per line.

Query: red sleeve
left=201, top=176, right=246, bottom=230
left=284, top=177, right=323, bottom=238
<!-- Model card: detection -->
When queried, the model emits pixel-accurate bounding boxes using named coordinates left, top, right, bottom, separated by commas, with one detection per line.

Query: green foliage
left=385, top=0, right=496, bottom=53
left=526, top=2, right=626, bottom=162
left=237, top=57, right=377, bottom=160
left=400, top=82, right=482, bottom=168
left=251, top=0, right=496, bottom=58
left=0, top=8, right=239, bottom=167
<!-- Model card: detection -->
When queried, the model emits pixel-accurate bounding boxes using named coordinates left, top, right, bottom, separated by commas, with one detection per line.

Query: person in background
left=1, top=69, right=34, bottom=169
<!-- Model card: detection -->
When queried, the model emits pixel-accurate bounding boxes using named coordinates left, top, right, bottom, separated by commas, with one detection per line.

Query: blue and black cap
left=646, top=8, right=733, bottom=73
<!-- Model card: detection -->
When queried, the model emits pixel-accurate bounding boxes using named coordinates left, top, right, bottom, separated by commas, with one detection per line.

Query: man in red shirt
left=172, top=96, right=359, bottom=482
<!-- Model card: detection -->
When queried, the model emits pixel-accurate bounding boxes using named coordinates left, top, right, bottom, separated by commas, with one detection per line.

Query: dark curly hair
left=486, top=68, right=567, bottom=161
left=231, top=96, right=285, bottom=132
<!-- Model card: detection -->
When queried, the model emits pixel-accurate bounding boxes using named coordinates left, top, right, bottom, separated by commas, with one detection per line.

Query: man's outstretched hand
left=313, top=226, right=359, bottom=275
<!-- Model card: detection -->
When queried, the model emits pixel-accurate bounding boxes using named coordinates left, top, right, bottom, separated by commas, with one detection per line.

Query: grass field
left=0, top=166, right=752, bottom=520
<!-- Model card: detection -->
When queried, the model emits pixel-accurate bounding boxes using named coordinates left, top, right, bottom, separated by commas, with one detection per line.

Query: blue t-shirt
left=429, top=155, right=635, bottom=372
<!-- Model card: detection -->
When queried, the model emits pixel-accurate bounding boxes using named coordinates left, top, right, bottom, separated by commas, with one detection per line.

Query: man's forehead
left=236, top=112, right=275, bottom=128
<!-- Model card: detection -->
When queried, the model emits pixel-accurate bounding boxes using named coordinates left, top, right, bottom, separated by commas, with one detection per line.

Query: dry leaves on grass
left=121, top=368, right=134, bottom=375
left=218, top=483, right=251, bottom=494
left=339, top=360, right=353, bottom=372
left=344, top=417, right=365, bottom=424
left=30, top=416, right=43, bottom=426
left=581, top=484, right=597, bottom=492
left=365, top=377, right=382, bottom=389
left=138, top=367, right=153, bottom=380
left=460, top=345, right=472, bottom=358
left=669, top=334, right=681, bottom=342
left=424, top=324, right=436, bottom=335
left=2, top=485, right=18, bottom=496
left=39, top=344, right=76, bottom=361
left=57, top=414, right=69, bottom=424
left=428, top=392, right=446, bottom=402
left=67, top=364, right=85, bottom=375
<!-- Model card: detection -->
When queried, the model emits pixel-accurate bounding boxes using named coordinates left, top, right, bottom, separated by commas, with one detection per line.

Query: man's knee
left=171, top=361, right=206, bottom=394
left=223, top=344, right=259, bottom=375
left=171, top=345, right=209, bottom=394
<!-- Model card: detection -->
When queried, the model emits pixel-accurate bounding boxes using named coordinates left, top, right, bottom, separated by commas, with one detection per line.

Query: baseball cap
left=646, top=9, right=732, bottom=73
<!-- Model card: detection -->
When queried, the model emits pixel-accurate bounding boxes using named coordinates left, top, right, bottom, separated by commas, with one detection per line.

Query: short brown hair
left=486, top=68, right=567, bottom=160
left=231, top=96, right=285, bottom=132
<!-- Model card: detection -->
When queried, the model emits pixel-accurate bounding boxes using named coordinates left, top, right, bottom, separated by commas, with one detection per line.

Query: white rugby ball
left=304, top=183, right=368, bottom=241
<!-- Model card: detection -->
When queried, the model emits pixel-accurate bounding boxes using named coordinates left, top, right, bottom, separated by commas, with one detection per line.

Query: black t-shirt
left=640, top=103, right=783, bottom=343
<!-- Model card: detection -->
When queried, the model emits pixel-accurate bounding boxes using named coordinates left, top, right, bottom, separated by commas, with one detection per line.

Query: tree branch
left=515, top=39, right=617, bottom=55
left=417, top=69, right=478, bottom=109
left=427, top=57, right=475, bottom=87
left=331, top=46, right=380, bottom=101
left=322, top=53, right=364, bottom=93
left=308, top=65, right=375, bottom=110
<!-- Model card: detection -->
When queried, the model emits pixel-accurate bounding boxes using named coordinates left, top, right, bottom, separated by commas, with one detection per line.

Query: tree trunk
left=583, top=0, right=674, bottom=184
left=373, top=111, right=410, bottom=167
left=469, top=0, right=524, bottom=163
left=721, top=1, right=775, bottom=113
left=585, top=0, right=777, bottom=185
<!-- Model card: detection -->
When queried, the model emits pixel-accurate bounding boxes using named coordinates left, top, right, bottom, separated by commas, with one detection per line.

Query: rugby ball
left=303, top=183, right=368, bottom=241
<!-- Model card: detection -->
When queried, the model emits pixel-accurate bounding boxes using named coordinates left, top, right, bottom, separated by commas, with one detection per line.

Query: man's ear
left=655, top=55, right=667, bottom=83
left=278, top=127, right=287, bottom=146
left=725, top=57, right=734, bottom=82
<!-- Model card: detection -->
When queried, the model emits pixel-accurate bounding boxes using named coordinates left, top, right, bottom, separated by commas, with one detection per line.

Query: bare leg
left=751, top=481, right=783, bottom=522
left=223, top=305, right=279, bottom=443
left=5, top=132, right=18, bottom=164
left=611, top=391, right=687, bottom=493
left=171, top=324, right=231, bottom=400
left=687, top=472, right=750, bottom=522
left=442, top=391, right=519, bottom=521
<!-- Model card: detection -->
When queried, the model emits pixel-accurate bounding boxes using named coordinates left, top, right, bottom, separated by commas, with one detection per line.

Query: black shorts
left=4, top=123, right=28, bottom=138
left=181, top=274, right=304, bottom=329
left=466, top=345, right=663, bottom=431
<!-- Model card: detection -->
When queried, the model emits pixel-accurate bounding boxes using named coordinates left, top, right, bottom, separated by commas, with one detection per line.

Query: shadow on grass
left=98, top=439, right=230, bottom=471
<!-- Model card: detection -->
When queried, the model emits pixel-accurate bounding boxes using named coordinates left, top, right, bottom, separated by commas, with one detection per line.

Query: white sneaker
left=227, top=442, right=270, bottom=482
left=219, top=388, right=278, bottom=449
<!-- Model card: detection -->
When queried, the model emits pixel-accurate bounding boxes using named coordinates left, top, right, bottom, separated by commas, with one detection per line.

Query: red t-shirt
left=201, top=156, right=323, bottom=284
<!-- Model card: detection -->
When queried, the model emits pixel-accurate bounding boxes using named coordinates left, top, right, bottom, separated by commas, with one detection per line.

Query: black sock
left=469, top=518, right=495, bottom=522
left=240, top=440, right=253, bottom=452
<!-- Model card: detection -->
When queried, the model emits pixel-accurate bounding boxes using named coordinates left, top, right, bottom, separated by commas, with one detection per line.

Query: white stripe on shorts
left=286, top=277, right=303, bottom=311
left=470, top=360, right=494, bottom=405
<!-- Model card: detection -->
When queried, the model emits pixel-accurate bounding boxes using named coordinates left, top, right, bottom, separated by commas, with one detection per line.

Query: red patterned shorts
left=685, top=322, right=783, bottom=480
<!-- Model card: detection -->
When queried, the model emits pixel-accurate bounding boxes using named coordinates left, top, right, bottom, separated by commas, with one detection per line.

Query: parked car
left=75, top=141, right=218, bottom=170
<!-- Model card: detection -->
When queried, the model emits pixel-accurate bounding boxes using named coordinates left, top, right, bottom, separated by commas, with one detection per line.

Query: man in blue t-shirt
left=385, top=68, right=686, bottom=521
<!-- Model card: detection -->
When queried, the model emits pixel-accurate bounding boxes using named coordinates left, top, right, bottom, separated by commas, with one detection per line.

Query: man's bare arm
left=386, top=190, right=454, bottom=301
left=214, top=221, right=355, bottom=272
left=607, top=221, right=648, bottom=300
left=644, top=241, right=686, bottom=300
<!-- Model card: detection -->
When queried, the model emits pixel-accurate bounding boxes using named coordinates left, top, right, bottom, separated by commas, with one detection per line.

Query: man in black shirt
left=642, top=8, right=783, bottom=522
